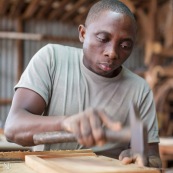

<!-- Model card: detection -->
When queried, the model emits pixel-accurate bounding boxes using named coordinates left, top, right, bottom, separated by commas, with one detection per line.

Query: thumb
left=97, top=110, right=122, bottom=131
left=121, top=157, right=133, bottom=164
left=134, top=154, right=148, bottom=167
left=119, top=149, right=132, bottom=164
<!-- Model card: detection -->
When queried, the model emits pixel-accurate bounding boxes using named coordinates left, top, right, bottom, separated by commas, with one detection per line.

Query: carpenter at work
left=4, top=0, right=161, bottom=168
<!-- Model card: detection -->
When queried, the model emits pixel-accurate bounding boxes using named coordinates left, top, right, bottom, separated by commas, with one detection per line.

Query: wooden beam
left=0, top=31, right=80, bottom=43
left=136, top=0, right=158, bottom=65
left=61, top=0, right=87, bottom=22
left=160, top=48, right=173, bottom=57
left=23, top=0, right=41, bottom=19
left=0, top=0, right=9, bottom=16
left=162, top=65, right=173, bottom=77
left=73, top=2, right=95, bottom=25
left=48, top=0, right=69, bottom=20
left=36, top=0, right=54, bottom=19
left=16, top=18, right=24, bottom=81
left=163, top=0, right=173, bottom=48
left=120, top=0, right=136, bottom=13
left=9, top=0, right=25, bottom=18
left=0, top=99, right=12, bottom=105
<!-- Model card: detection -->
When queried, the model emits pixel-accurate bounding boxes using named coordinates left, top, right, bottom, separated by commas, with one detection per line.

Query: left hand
left=119, top=149, right=148, bottom=167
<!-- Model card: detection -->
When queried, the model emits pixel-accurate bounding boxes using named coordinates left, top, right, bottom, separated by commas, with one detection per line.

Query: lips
left=98, top=62, right=114, bottom=72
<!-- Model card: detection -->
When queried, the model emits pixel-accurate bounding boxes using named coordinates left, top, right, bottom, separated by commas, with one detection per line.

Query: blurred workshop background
left=0, top=0, right=173, bottom=171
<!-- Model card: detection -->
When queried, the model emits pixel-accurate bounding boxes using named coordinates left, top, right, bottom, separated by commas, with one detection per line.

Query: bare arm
left=4, top=88, right=66, bottom=146
left=4, top=88, right=120, bottom=147
left=147, top=143, right=162, bottom=168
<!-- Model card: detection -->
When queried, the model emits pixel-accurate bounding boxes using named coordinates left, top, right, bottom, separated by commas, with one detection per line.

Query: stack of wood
left=128, top=0, right=173, bottom=137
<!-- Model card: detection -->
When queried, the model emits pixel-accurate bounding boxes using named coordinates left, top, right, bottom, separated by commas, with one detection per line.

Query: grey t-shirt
left=15, top=44, right=159, bottom=157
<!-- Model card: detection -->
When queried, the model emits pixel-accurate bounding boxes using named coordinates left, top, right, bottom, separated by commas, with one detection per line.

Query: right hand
left=119, top=149, right=148, bottom=167
left=60, top=108, right=121, bottom=147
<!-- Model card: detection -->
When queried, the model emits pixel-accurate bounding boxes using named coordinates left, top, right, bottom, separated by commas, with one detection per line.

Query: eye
left=96, top=33, right=109, bottom=43
left=96, top=36, right=108, bottom=42
left=120, top=41, right=133, bottom=50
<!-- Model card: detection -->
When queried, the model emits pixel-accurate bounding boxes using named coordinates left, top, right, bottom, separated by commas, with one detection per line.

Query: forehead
left=87, top=11, right=136, bottom=38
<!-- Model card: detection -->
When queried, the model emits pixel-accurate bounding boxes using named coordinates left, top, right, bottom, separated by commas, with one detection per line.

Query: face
left=78, top=10, right=136, bottom=78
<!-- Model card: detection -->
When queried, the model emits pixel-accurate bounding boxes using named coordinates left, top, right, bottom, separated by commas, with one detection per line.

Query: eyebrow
left=96, top=31, right=134, bottom=42
left=121, top=38, right=133, bottom=42
left=95, top=30, right=111, bottom=35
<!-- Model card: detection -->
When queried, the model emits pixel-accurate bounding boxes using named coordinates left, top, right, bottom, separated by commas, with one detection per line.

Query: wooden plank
left=0, top=162, right=36, bottom=173
left=0, top=31, right=79, bottom=43
left=0, top=31, right=43, bottom=40
left=0, top=149, right=94, bottom=161
left=25, top=154, right=160, bottom=173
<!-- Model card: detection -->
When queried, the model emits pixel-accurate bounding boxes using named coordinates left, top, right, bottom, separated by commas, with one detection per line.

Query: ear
left=78, top=24, right=86, bottom=43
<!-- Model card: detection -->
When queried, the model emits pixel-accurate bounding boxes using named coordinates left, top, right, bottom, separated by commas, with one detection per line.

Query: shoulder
left=32, top=44, right=83, bottom=65
left=44, top=44, right=82, bottom=56
left=122, top=66, right=151, bottom=92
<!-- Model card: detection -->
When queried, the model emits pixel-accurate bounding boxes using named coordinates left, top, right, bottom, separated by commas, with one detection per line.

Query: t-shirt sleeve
left=139, top=89, right=160, bottom=143
left=15, top=44, right=54, bottom=105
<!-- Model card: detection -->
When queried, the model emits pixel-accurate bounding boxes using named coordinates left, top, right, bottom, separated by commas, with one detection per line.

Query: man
left=4, top=0, right=161, bottom=168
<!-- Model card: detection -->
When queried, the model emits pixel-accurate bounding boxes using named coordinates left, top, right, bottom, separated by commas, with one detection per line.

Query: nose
left=104, top=45, right=118, bottom=60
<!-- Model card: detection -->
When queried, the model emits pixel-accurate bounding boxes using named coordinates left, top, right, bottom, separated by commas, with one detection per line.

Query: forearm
left=147, top=143, right=162, bottom=168
left=4, top=109, right=65, bottom=146
left=148, top=155, right=162, bottom=168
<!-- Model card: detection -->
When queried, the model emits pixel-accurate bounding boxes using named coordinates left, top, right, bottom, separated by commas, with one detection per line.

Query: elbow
left=4, top=110, right=18, bottom=143
left=4, top=122, right=16, bottom=143
left=4, top=124, right=34, bottom=147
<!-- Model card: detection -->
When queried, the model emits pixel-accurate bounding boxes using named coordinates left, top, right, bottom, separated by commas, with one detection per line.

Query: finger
left=121, top=157, right=133, bottom=165
left=70, top=120, right=83, bottom=144
left=119, top=149, right=131, bottom=160
left=80, top=115, right=95, bottom=147
left=133, top=154, right=146, bottom=167
left=60, top=114, right=82, bottom=132
left=88, top=109, right=105, bottom=146
left=135, top=158, right=145, bottom=167
left=98, top=110, right=122, bottom=131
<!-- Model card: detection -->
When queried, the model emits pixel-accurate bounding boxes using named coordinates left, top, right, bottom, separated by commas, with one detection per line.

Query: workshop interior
left=0, top=0, right=173, bottom=173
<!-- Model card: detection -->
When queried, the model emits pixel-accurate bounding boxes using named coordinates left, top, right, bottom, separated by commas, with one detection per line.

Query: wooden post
left=16, top=18, right=24, bottom=81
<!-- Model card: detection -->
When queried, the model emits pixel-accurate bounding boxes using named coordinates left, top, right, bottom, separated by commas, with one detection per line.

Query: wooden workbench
left=0, top=150, right=160, bottom=173
left=0, top=161, right=35, bottom=173
left=159, top=137, right=173, bottom=168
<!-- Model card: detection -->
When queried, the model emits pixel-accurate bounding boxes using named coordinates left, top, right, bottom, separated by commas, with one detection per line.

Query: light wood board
left=25, top=154, right=160, bottom=173
left=0, top=162, right=36, bottom=173
left=0, top=149, right=94, bottom=161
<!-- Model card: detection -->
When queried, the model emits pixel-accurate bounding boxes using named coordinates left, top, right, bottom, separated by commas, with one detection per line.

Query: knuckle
left=94, top=128, right=105, bottom=141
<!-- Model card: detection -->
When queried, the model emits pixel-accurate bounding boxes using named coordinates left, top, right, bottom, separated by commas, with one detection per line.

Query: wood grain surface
left=25, top=154, right=160, bottom=173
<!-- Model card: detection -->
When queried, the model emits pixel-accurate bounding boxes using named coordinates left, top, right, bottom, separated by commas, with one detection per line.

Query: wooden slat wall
left=0, top=18, right=17, bottom=128
left=0, top=18, right=81, bottom=127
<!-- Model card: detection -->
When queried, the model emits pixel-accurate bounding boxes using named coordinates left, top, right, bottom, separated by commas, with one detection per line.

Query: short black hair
left=85, top=0, right=135, bottom=26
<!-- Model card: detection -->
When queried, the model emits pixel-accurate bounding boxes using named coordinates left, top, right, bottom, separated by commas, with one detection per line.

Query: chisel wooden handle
left=33, top=128, right=131, bottom=145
